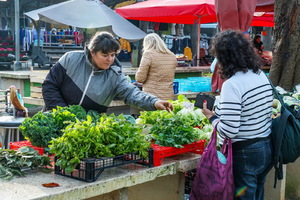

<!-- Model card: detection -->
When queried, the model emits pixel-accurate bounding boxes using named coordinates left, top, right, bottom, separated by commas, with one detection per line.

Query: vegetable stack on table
left=4, top=94, right=212, bottom=182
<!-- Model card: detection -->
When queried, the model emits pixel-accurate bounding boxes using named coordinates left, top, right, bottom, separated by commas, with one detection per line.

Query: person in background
left=191, top=48, right=211, bottom=66
left=202, top=30, right=273, bottom=200
left=210, top=57, right=226, bottom=94
left=135, top=33, right=178, bottom=100
left=42, top=31, right=173, bottom=113
left=252, top=34, right=264, bottom=54
left=50, top=28, right=58, bottom=44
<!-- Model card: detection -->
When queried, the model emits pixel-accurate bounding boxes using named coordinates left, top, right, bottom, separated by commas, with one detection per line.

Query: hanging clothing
left=154, top=22, right=160, bottom=31
left=184, top=47, right=192, bottom=60
left=119, top=38, right=131, bottom=52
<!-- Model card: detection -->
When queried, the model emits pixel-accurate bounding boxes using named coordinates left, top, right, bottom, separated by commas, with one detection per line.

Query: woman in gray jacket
left=42, top=31, right=173, bottom=113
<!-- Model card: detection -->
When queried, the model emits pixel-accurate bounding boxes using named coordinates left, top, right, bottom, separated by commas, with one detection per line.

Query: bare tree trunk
left=269, top=0, right=300, bottom=91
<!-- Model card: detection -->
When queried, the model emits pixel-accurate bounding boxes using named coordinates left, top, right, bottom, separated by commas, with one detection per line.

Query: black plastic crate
left=54, top=149, right=154, bottom=182
left=185, top=168, right=197, bottom=194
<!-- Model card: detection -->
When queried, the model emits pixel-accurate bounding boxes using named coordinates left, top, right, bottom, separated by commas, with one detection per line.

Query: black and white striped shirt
left=212, top=70, right=273, bottom=143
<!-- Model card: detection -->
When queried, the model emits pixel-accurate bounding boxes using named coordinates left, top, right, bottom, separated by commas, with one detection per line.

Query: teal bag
left=267, top=76, right=300, bottom=188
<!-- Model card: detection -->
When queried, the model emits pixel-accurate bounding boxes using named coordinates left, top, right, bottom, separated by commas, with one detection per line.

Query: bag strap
left=210, top=123, right=232, bottom=161
left=208, top=125, right=217, bottom=148
left=273, top=109, right=291, bottom=188
left=263, top=72, right=291, bottom=188
left=221, top=137, right=232, bottom=159
left=263, top=72, right=286, bottom=110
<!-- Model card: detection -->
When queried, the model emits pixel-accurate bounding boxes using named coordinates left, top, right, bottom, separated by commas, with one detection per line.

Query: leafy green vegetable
left=19, top=112, right=59, bottom=147
left=50, top=114, right=151, bottom=173
left=19, top=105, right=101, bottom=147
left=150, top=115, right=199, bottom=148
left=123, top=115, right=136, bottom=124
left=177, top=108, right=208, bottom=127
left=168, top=94, right=195, bottom=114
left=137, top=110, right=174, bottom=125
left=194, top=124, right=213, bottom=146
left=136, top=95, right=212, bottom=148
left=0, top=147, right=51, bottom=180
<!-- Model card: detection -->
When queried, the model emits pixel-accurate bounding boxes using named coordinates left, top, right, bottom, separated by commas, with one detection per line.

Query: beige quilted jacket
left=135, top=50, right=178, bottom=100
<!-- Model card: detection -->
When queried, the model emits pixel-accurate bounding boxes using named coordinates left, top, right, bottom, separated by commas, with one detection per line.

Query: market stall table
left=0, top=152, right=200, bottom=200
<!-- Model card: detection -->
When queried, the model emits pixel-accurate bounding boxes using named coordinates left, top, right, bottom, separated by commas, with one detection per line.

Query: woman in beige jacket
left=135, top=33, right=178, bottom=100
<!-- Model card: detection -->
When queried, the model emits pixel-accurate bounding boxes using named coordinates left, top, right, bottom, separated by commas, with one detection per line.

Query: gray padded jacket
left=42, top=48, right=159, bottom=113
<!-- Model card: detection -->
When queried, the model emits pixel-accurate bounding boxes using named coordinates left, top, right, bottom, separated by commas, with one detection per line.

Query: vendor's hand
left=202, top=100, right=214, bottom=119
left=154, top=100, right=174, bottom=112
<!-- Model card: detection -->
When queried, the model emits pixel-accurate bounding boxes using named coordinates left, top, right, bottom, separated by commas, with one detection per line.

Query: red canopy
left=116, top=0, right=217, bottom=66
left=116, top=0, right=273, bottom=27
left=116, top=0, right=274, bottom=66
left=115, top=0, right=217, bottom=25
left=256, top=0, right=274, bottom=12
left=251, top=12, right=274, bottom=27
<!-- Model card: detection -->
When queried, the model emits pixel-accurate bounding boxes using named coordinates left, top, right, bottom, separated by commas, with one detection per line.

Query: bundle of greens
left=19, top=105, right=101, bottom=148
left=136, top=95, right=212, bottom=148
left=150, top=115, right=200, bottom=148
left=50, top=114, right=151, bottom=173
left=168, top=94, right=194, bottom=114
left=137, top=110, right=174, bottom=125
left=0, top=147, right=51, bottom=180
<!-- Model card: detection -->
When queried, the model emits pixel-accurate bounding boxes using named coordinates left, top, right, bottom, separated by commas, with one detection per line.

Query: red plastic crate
left=9, top=140, right=45, bottom=155
left=151, top=140, right=206, bottom=166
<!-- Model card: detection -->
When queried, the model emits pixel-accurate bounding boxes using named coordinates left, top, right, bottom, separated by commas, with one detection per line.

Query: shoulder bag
left=189, top=127, right=234, bottom=200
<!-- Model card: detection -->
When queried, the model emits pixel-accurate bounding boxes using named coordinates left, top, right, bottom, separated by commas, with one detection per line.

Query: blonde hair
left=142, top=33, right=173, bottom=54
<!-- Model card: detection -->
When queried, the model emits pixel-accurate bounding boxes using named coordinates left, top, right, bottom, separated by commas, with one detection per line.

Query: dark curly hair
left=210, top=30, right=262, bottom=79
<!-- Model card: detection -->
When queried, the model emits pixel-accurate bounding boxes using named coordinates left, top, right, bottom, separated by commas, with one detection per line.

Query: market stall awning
left=251, top=12, right=274, bottom=27
left=116, top=0, right=217, bottom=66
left=115, top=0, right=217, bottom=25
left=256, top=0, right=274, bottom=12
left=24, top=0, right=146, bottom=41
left=116, top=0, right=273, bottom=27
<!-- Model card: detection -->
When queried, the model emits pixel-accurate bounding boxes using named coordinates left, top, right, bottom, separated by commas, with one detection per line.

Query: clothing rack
left=162, top=35, right=191, bottom=54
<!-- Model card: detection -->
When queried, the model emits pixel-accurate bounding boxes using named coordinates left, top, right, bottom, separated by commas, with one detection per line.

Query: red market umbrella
left=116, top=0, right=217, bottom=66
left=256, top=0, right=274, bottom=12
left=254, top=0, right=274, bottom=27
left=215, top=0, right=257, bottom=32
left=212, top=0, right=257, bottom=93
left=251, top=12, right=274, bottom=27
left=115, top=0, right=217, bottom=25
left=116, top=0, right=273, bottom=65
left=211, top=0, right=274, bottom=93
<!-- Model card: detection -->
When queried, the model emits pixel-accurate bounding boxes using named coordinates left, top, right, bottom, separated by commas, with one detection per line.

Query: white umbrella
left=24, top=0, right=146, bottom=41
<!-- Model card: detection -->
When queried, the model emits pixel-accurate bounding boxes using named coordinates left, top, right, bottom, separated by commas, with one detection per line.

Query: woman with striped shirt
left=202, top=30, right=274, bottom=200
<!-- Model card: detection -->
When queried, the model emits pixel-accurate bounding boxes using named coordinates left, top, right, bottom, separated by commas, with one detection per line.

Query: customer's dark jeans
left=233, top=137, right=273, bottom=200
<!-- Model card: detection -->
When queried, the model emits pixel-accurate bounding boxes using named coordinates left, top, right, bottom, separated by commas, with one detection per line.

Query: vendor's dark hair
left=254, top=34, right=261, bottom=40
left=210, top=30, right=262, bottom=79
left=87, top=31, right=120, bottom=54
